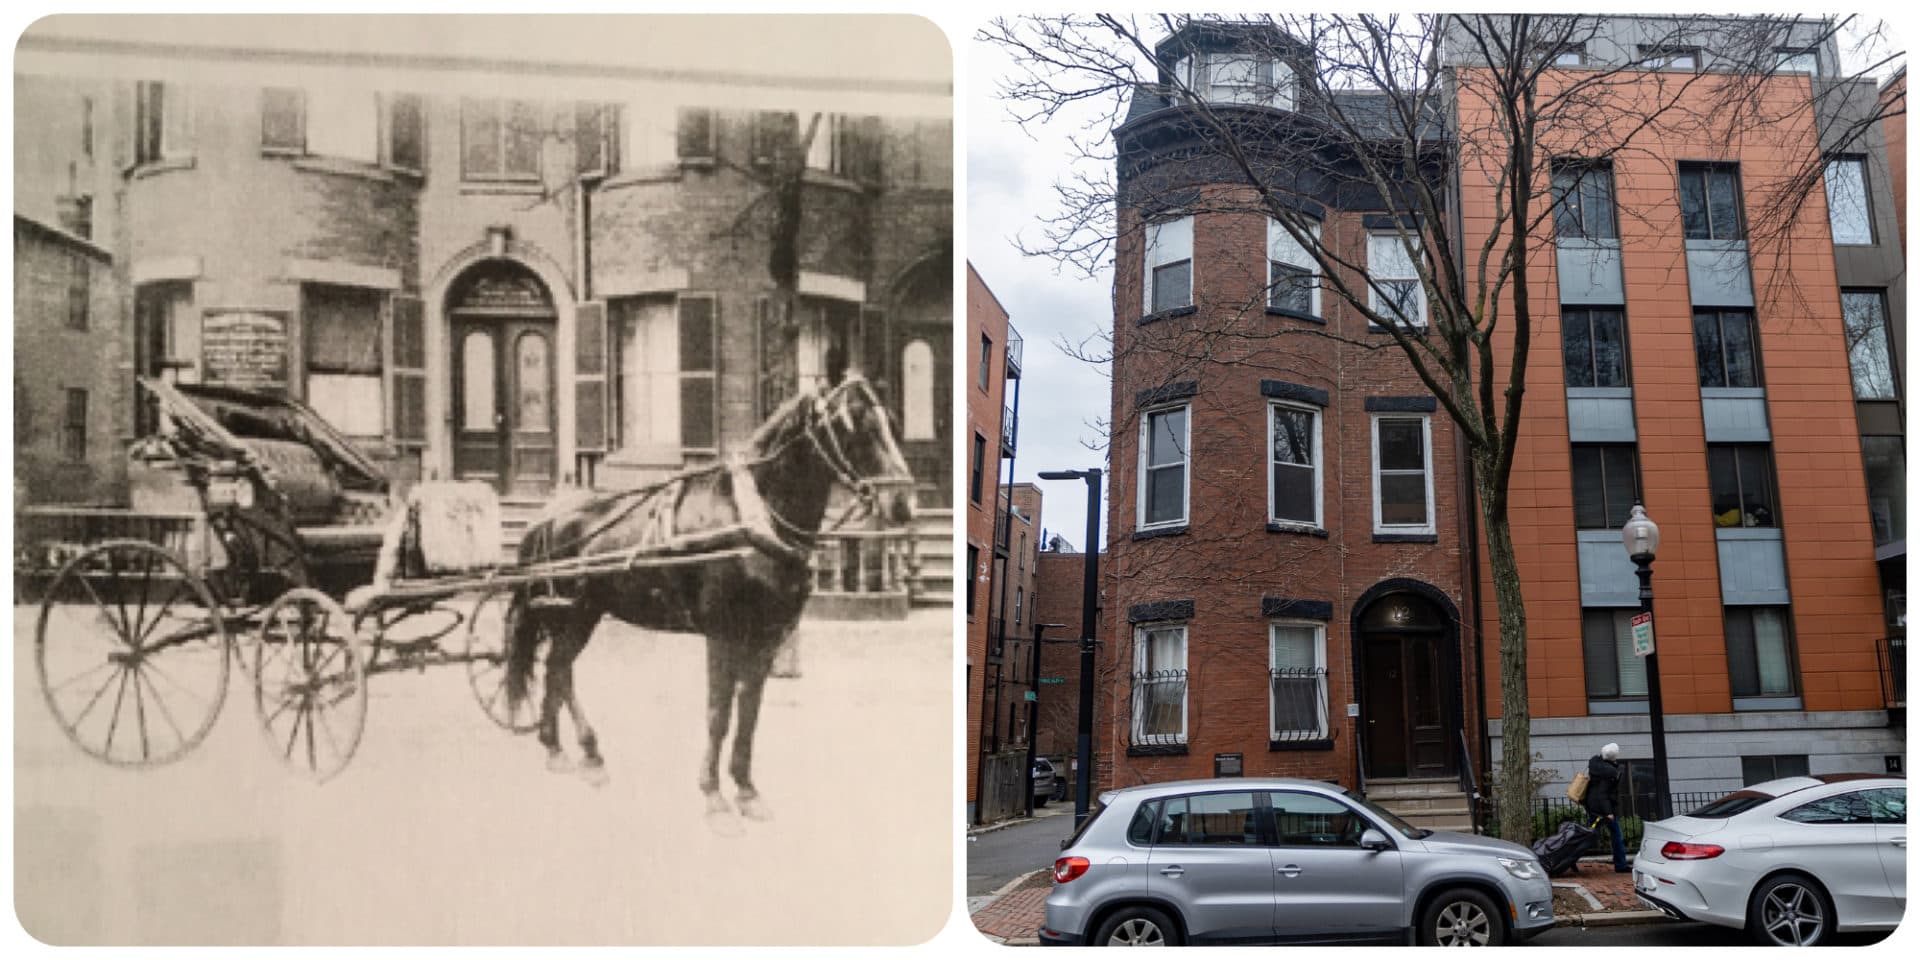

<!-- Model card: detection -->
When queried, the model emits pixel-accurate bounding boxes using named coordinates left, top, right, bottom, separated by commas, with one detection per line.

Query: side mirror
left=1360, top=828, right=1392, bottom=852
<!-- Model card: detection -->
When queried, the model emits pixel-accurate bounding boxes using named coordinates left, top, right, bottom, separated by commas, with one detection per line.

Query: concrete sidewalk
left=966, top=855, right=1665, bottom=945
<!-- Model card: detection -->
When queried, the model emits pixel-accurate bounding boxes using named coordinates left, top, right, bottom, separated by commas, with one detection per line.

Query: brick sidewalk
left=1560, top=861, right=1642, bottom=911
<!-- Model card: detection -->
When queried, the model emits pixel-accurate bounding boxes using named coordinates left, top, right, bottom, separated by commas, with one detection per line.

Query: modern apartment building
left=1442, top=16, right=1905, bottom=801
left=1099, top=16, right=1903, bottom=815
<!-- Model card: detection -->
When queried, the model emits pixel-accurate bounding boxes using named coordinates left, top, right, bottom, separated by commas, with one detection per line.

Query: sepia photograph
left=12, top=13, right=954, bottom=945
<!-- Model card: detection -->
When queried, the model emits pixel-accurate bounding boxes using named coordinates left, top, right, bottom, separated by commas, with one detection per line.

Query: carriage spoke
left=313, top=700, right=345, bottom=759
left=132, top=660, right=152, bottom=761
left=103, top=667, right=132, bottom=759
left=76, top=570, right=130, bottom=645
left=283, top=697, right=308, bottom=759
left=128, top=547, right=157, bottom=651
left=135, top=582, right=191, bottom=651
left=144, top=659, right=211, bottom=707
left=67, top=664, right=127, bottom=730
left=134, top=667, right=189, bottom=751
left=48, top=658, right=118, bottom=696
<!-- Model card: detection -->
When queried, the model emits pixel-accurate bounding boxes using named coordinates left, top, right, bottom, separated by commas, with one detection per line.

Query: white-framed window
left=622, top=99, right=680, bottom=172
left=304, top=285, right=386, bottom=439
left=1267, top=218, right=1320, bottom=316
left=1138, top=404, right=1190, bottom=529
left=1774, top=48, right=1819, bottom=74
left=1132, top=622, right=1188, bottom=746
left=1269, top=621, right=1328, bottom=740
left=1268, top=402, right=1321, bottom=528
left=1143, top=215, right=1194, bottom=314
left=614, top=294, right=719, bottom=457
left=1178, top=52, right=1297, bottom=109
left=1367, top=233, right=1427, bottom=328
left=1371, top=414, right=1434, bottom=534
left=135, top=81, right=193, bottom=165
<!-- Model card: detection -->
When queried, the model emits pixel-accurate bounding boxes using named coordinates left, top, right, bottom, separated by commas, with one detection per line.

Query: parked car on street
left=1634, top=774, right=1905, bottom=945
left=1032, top=757, right=1058, bottom=806
left=1039, top=778, right=1553, bottom=946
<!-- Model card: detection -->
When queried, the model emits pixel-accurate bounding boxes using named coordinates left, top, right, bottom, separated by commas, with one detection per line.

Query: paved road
left=1530, top=920, right=1893, bottom=947
left=967, top=806, right=1077, bottom=897
left=15, top=604, right=951, bottom=946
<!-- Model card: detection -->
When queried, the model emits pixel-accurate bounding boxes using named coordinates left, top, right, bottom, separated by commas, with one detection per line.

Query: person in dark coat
left=1582, top=742, right=1630, bottom=872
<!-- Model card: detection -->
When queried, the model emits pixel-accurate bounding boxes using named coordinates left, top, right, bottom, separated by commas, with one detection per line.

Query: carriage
left=18, top=376, right=868, bottom=785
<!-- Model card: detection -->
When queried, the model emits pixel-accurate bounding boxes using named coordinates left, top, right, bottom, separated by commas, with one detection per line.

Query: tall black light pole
left=1039, top=468, right=1101, bottom=829
left=1623, top=502, right=1671, bottom=821
left=1023, top=621, right=1063, bottom=818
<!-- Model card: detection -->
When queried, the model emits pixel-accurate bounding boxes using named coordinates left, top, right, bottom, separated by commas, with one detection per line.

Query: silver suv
left=1040, top=778, right=1553, bottom=946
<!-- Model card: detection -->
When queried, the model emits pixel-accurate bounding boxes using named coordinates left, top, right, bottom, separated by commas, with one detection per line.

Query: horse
left=500, top=372, right=914, bottom=830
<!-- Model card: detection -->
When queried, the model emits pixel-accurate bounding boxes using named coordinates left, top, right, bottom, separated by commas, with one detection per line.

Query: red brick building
left=1100, top=23, right=1478, bottom=809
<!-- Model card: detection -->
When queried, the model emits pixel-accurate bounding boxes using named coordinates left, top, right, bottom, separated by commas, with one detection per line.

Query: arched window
left=902, top=339, right=935, bottom=440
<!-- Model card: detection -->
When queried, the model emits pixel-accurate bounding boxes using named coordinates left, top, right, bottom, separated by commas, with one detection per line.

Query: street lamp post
left=1022, top=621, right=1061, bottom=819
left=1622, top=502, right=1672, bottom=822
left=1039, top=468, right=1102, bottom=829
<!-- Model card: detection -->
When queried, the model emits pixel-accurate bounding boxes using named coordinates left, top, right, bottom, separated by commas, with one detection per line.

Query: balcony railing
left=1880, top=635, right=1906, bottom=709
left=1269, top=666, right=1330, bottom=743
left=1005, top=326, right=1024, bottom=379
left=1000, top=407, right=1017, bottom=453
left=808, top=528, right=912, bottom=598
left=1130, top=669, right=1188, bottom=748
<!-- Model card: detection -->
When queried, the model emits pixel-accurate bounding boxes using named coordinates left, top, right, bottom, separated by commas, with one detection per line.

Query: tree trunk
left=1479, top=471, right=1533, bottom=844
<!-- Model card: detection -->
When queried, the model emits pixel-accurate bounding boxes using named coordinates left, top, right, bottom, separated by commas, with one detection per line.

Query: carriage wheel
left=253, top=588, right=368, bottom=782
left=34, top=539, right=231, bottom=767
left=463, top=590, right=544, bottom=733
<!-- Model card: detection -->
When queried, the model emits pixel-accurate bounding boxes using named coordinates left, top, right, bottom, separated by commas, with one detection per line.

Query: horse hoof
left=579, top=761, right=610, bottom=788
left=705, top=810, right=746, bottom=838
left=738, top=795, right=773, bottom=823
left=546, top=753, right=575, bottom=775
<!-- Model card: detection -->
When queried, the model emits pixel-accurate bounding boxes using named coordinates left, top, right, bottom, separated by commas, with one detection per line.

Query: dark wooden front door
left=1361, top=629, right=1453, bottom=779
left=452, top=318, right=555, bottom=496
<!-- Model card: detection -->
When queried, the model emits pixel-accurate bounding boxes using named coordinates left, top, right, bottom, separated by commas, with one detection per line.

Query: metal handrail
left=1458, top=727, right=1481, bottom=833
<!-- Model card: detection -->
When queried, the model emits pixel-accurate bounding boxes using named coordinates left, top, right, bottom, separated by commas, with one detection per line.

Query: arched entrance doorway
left=446, top=262, right=557, bottom=496
left=886, top=250, right=951, bottom=507
left=1354, top=582, right=1462, bottom=779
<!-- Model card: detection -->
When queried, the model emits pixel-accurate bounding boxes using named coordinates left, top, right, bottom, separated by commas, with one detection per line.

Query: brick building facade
left=13, top=27, right=951, bottom=615
left=1101, top=23, right=1479, bottom=795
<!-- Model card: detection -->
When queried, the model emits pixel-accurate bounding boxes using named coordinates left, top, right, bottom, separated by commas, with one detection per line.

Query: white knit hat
left=1601, top=742, right=1620, bottom=760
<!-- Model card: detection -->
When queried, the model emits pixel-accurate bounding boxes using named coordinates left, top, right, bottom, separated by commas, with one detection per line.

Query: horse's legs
left=536, top=620, right=571, bottom=773
left=730, top=631, right=782, bottom=822
left=552, top=618, right=607, bottom=786
left=700, top=637, right=737, bottom=817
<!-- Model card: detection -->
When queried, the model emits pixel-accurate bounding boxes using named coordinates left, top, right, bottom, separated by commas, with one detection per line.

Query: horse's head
left=813, top=374, right=915, bottom=525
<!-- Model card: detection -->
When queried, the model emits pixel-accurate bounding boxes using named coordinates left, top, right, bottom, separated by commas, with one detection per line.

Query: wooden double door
left=1361, top=627, right=1455, bottom=780
left=452, top=317, right=556, bottom=497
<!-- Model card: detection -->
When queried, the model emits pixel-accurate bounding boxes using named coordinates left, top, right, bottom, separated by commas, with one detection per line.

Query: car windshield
left=1346, top=789, right=1429, bottom=839
left=1688, top=789, right=1775, bottom=818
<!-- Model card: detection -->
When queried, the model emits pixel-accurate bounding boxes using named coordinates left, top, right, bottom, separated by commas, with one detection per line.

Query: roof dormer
left=1156, top=21, right=1313, bottom=112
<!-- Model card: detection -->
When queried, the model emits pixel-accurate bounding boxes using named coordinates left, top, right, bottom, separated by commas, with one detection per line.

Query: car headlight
left=1498, top=857, right=1544, bottom=881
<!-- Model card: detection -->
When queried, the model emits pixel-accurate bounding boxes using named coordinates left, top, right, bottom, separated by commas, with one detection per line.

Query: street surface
left=967, top=806, right=1074, bottom=897
left=1530, top=920, right=1894, bottom=947
left=14, top=604, right=951, bottom=945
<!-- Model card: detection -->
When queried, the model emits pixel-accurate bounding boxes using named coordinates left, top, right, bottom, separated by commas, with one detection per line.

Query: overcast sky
left=967, top=29, right=1121, bottom=552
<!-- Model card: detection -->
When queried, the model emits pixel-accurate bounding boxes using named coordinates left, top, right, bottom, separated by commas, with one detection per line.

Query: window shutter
left=750, top=111, right=794, bottom=167
left=575, top=102, right=607, bottom=178
left=676, top=108, right=716, bottom=163
left=391, top=295, right=427, bottom=445
left=262, top=88, right=305, bottom=152
left=677, top=294, right=717, bottom=450
left=387, top=93, right=424, bottom=174
left=575, top=300, right=610, bottom=452
left=847, top=115, right=883, bottom=183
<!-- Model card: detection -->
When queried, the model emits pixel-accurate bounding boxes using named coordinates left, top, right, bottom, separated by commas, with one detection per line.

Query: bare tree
left=984, top=12, right=1901, bottom=841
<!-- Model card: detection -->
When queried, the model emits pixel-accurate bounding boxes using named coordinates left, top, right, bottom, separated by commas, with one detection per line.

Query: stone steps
left=1367, top=777, right=1473, bottom=834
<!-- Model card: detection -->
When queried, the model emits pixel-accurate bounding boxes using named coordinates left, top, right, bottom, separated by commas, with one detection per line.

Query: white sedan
left=1634, top=774, right=1905, bottom=945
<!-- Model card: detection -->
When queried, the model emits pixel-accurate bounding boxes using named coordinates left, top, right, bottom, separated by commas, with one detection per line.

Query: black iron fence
left=1130, top=669, right=1188, bottom=747
left=1477, top=791, right=1728, bottom=846
left=1880, top=635, right=1906, bottom=708
left=1269, top=666, right=1329, bottom=743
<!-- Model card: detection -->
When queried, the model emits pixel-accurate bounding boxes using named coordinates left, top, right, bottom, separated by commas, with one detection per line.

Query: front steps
left=1367, top=777, right=1474, bottom=833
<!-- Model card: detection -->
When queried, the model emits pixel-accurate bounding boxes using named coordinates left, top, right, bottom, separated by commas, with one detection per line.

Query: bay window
left=1144, top=216, right=1194, bottom=314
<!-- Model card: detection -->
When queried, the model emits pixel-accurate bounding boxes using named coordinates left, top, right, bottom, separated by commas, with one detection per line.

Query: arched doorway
left=885, top=250, right=950, bottom=507
left=446, top=262, right=557, bottom=496
left=1354, top=583, right=1462, bottom=779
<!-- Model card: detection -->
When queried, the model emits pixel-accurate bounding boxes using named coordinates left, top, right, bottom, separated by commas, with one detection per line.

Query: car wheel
left=1419, top=888, right=1504, bottom=946
left=1035, top=794, right=1049, bottom=807
left=1092, top=906, right=1178, bottom=946
left=1747, top=873, right=1834, bottom=946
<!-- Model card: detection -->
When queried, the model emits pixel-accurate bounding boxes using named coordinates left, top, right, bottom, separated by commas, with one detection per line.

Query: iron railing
left=1001, top=407, right=1018, bottom=453
left=1005, top=326, right=1024, bottom=379
left=1458, top=728, right=1481, bottom=833
left=1478, top=791, right=1729, bottom=842
left=1268, top=666, right=1329, bottom=743
left=1130, top=669, right=1188, bottom=747
left=1879, top=635, right=1906, bottom=709
left=808, top=528, right=912, bottom=598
